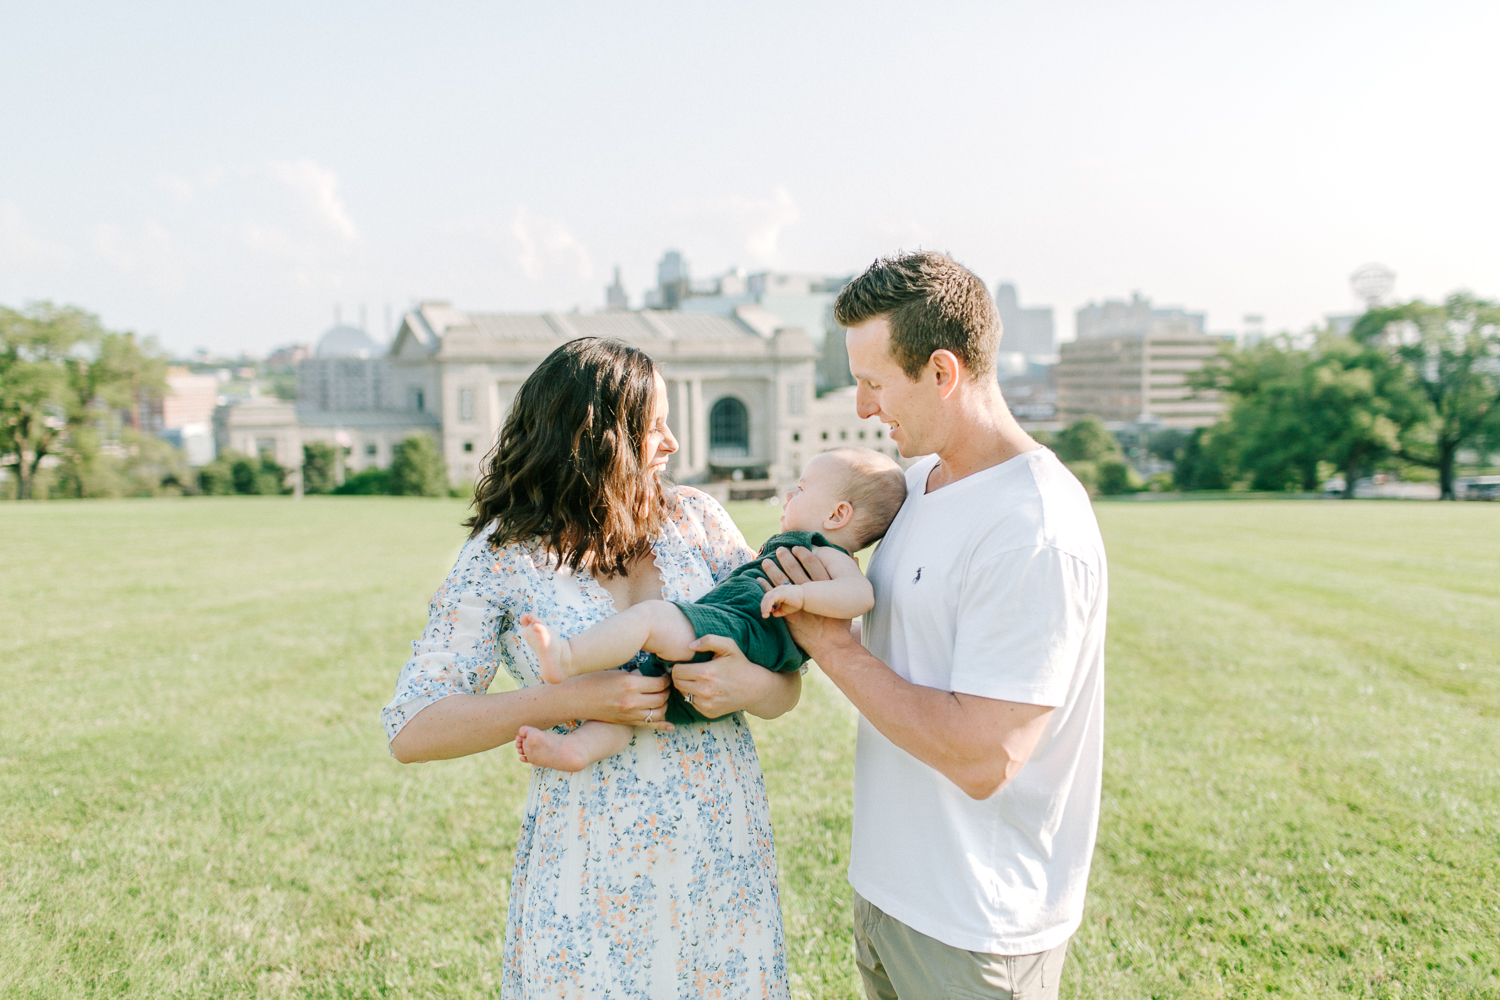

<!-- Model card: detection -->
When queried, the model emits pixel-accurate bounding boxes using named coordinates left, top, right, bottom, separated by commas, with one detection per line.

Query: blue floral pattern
left=383, top=487, right=790, bottom=999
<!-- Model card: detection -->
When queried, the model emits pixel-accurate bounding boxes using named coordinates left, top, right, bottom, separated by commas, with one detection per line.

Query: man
left=761, top=251, right=1107, bottom=999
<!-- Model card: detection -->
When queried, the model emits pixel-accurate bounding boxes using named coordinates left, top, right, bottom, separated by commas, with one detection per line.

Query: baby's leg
left=521, top=601, right=700, bottom=684
left=515, top=722, right=634, bottom=772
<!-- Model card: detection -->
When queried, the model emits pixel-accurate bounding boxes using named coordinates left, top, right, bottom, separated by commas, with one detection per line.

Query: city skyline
left=2, top=1, right=1495, bottom=355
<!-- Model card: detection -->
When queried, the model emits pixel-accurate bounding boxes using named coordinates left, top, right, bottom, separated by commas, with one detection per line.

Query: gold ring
left=684, top=693, right=694, bottom=706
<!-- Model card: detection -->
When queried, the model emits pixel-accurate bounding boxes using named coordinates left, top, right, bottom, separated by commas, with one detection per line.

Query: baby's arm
left=760, top=547, right=874, bottom=620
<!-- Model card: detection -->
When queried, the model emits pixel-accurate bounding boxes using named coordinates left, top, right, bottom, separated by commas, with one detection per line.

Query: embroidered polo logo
left=912, top=567, right=923, bottom=583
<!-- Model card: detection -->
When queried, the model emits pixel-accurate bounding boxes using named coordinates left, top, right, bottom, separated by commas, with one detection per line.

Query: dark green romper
left=636, top=529, right=849, bottom=725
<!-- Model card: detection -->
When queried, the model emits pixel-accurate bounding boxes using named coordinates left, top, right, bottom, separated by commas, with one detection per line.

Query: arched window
left=709, top=396, right=750, bottom=458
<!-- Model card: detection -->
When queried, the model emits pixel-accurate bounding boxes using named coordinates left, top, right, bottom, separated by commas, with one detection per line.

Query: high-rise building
left=604, top=266, right=629, bottom=310
left=1056, top=293, right=1224, bottom=429
left=1075, top=292, right=1205, bottom=341
left=644, top=249, right=855, bottom=390
left=994, top=283, right=1055, bottom=358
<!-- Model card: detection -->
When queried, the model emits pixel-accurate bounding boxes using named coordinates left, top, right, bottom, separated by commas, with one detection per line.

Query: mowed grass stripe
left=2, top=496, right=1497, bottom=998
left=1081, top=501, right=1499, bottom=998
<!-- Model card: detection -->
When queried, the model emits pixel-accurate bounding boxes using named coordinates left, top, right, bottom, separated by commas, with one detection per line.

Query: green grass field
left=2, top=497, right=1497, bottom=999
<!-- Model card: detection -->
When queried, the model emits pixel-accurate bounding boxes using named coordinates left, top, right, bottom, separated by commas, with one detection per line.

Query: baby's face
left=779, top=454, right=849, bottom=534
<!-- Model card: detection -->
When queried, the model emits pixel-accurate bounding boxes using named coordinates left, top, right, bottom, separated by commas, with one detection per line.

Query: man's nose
left=855, top=387, right=879, bottom=420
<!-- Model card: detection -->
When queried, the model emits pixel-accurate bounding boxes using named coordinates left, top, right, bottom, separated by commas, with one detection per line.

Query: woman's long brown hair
left=465, top=337, right=666, bottom=576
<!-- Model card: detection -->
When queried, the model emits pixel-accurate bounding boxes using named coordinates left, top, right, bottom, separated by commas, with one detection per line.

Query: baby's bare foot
left=520, top=613, right=569, bottom=684
left=515, top=725, right=590, bottom=773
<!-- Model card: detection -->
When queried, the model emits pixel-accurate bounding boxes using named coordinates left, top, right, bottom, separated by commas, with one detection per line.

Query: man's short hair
left=833, top=251, right=999, bottom=381
left=824, top=447, right=908, bottom=550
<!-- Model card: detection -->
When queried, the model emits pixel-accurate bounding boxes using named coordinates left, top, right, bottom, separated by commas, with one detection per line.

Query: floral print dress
left=383, top=487, right=791, bottom=999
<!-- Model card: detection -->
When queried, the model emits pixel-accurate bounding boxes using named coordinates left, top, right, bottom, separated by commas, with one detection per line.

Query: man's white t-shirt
left=849, top=448, right=1107, bottom=956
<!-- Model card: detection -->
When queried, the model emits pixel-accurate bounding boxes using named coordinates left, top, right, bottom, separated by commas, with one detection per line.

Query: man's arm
left=761, top=545, right=1052, bottom=800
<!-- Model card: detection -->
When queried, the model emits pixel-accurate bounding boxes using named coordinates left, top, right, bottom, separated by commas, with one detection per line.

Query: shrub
left=197, top=453, right=241, bottom=495
left=231, top=455, right=287, bottom=495
left=1054, top=418, right=1122, bottom=463
left=332, top=467, right=392, bottom=495
left=1066, top=460, right=1100, bottom=497
left=1174, top=428, right=1236, bottom=491
left=1098, top=459, right=1142, bottom=496
left=388, top=435, right=449, bottom=497
left=302, top=441, right=339, bottom=494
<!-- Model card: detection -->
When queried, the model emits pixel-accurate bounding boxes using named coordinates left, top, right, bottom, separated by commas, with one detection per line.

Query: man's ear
left=824, top=500, right=854, bottom=531
left=929, top=349, right=963, bottom=399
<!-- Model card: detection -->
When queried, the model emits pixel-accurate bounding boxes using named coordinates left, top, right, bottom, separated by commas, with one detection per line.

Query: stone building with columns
left=225, top=301, right=906, bottom=491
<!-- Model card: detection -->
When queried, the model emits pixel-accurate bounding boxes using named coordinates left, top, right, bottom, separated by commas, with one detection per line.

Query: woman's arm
left=391, top=670, right=673, bottom=763
left=669, top=636, right=803, bottom=721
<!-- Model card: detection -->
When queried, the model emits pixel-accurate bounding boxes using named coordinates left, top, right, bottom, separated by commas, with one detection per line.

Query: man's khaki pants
left=853, top=892, right=1069, bottom=1000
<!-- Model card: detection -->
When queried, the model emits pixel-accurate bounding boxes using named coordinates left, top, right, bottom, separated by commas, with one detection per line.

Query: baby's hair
left=823, top=447, right=907, bottom=550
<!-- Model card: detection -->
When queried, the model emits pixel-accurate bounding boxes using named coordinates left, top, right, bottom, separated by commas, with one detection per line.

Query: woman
left=383, top=337, right=798, bottom=998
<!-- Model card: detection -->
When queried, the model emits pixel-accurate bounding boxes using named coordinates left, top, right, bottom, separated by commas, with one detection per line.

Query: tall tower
left=657, top=250, right=690, bottom=309
left=1350, top=264, right=1395, bottom=311
left=605, top=266, right=629, bottom=310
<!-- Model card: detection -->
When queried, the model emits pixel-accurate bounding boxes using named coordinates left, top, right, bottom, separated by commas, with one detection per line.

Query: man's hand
left=760, top=583, right=805, bottom=618
left=758, top=545, right=860, bottom=660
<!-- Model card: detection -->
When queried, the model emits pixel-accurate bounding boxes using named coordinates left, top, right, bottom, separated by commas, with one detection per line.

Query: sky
left=2, top=0, right=1496, bottom=356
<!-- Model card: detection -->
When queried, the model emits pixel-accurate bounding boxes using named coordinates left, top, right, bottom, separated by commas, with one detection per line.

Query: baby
left=515, top=447, right=907, bottom=772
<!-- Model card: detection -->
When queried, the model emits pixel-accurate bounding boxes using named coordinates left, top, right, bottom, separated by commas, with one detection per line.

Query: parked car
left=1462, top=475, right=1500, bottom=500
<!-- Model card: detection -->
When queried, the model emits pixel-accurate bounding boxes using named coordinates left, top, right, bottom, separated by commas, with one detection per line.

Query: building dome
left=315, top=324, right=380, bottom=359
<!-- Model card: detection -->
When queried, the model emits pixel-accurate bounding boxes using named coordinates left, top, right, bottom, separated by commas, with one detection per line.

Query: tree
left=388, top=434, right=449, bottom=496
left=1048, top=418, right=1135, bottom=498
left=198, top=450, right=246, bottom=495
left=1305, top=337, right=1424, bottom=498
left=231, top=453, right=287, bottom=495
left=1189, top=334, right=1425, bottom=495
left=91, top=331, right=168, bottom=433
left=0, top=304, right=94, bottom=499
left=1174, top=427, right=1236, bottom=491
left=1192, top=341, right=1322, bottom=491
left=1053, top=417, right=1120, bottom=463
left=1354, top=293, right=1500, bottom=499
left=0, top=303, right=169, bottom=499
left=332, top=467, right=392, bottom=495
left=302, top=441, right=339, bottom=494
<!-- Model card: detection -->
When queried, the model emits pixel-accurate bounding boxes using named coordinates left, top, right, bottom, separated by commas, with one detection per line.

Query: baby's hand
left=760, top=583, right=805, bottom=619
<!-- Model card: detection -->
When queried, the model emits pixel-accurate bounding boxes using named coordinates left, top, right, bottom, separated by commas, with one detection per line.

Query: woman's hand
left=569, top=669, right=675, bottom=729
left=671, top=634, right=802, bottom=720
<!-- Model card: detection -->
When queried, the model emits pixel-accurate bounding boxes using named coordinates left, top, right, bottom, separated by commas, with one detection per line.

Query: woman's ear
left=824, top=500, right=854, bottom=531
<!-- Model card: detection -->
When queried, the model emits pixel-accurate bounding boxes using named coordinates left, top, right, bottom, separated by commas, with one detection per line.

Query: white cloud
left=157, top=166, right=226, bottom=205
left=89, top=219, right=184, bottom=296
left=672, top=186, right=801, bottom=268
left=267, top=160, right=359, bottom=240
left=511, top=208, right=593, bottom=282
left=0, top=202, right=74, bottom=272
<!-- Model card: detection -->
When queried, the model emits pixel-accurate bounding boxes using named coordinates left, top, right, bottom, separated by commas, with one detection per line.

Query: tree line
left=1181, top=293, right=1500, bottom=499
left=2, top=302, right=456, bottom=500
left=1047, top=293, right=1500, bottom=499
left=0, top=303, right=179, bottom=499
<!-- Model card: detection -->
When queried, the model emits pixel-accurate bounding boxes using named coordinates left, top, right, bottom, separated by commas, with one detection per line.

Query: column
left=690, top=378, right=707, bottom=475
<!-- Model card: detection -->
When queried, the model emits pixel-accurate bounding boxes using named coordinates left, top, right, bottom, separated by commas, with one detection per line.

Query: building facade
left=1055, top=332, right=1225, bottom=429
left=225, top=302, right=898, bottom=487
left=1075, top=292, right=1205, bottom=341
left=994, top=283, right=1056, bottom=359
left=637, top=251, right=855, bottom=391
